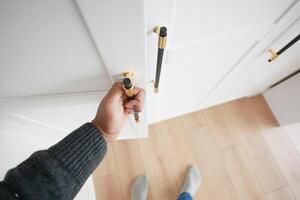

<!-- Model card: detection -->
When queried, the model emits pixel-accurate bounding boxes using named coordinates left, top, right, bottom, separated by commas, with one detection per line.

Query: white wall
left=264, top=72, right=300, bottom=126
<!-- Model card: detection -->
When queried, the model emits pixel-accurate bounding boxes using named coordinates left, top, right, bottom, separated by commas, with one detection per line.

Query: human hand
left=92, top=82, right=145, bottom=140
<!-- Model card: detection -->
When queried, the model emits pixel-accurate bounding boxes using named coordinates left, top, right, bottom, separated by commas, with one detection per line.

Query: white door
left=0, top=0, right=148, bottom=139
left=200, top=3, right=300, bottom=108
left=146, top=0, right=297, bottom=122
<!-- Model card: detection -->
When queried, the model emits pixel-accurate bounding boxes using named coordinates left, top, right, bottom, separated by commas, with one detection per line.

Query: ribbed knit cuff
left=48, top=123, right=107, bottom=184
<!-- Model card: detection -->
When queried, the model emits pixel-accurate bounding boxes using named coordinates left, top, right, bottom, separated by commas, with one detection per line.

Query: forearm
left=49, top=123, right=107, bottom=185
left=0, top=123, right=107, bottom=200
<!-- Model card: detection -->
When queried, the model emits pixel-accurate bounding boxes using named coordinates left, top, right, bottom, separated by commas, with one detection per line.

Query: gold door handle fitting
left=268, top=34, right=300, bottom=62
left=122, top=72, right=140, bottom=123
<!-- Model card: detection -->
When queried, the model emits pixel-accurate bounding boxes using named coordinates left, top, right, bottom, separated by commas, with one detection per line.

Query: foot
left=179, top=165, right=202, bottom=197
left=131, top=175, right=149, bottom=200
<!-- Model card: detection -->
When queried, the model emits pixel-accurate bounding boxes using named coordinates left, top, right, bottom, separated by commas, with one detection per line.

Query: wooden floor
left=92, top=95, right=300, bottom=200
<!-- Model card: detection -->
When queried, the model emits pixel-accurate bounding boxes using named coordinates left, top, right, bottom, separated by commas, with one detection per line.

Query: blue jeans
left=177, top=192, right=192, bottom=200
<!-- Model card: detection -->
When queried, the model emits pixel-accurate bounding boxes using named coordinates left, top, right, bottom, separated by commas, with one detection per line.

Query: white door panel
left=147, top=0, right=295, bottom=122
left=171, top=0, right=294, bottom=45
left=153, top=25, right=271, bottom=122
left=0, top=91, right=145, bottom=140
left=75, top=0, right=147, bottom=87
left=0, top=0, right=111, bottom=98
left=200, top=14, right=300, bottom=109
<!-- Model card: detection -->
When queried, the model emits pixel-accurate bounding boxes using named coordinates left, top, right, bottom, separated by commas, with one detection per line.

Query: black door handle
left=268, top=34, right=300, bottom=62
left=153, top=26, right=167, bottom=93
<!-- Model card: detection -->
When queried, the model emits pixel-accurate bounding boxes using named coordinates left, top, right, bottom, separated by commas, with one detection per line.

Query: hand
left=92, top=82, right=145, bottom=140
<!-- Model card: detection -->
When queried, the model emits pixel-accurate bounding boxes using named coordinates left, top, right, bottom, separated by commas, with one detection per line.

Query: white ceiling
left=0, top=0, right=112, bottom=98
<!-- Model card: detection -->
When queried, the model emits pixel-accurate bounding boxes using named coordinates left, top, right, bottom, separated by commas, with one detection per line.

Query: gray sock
left=131, top=175, right=149, bottom=200
left=179, top=165, right=202, bottom=197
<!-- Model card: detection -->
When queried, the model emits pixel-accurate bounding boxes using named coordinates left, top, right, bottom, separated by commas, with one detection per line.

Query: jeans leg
left=177, top=192, right=193, bottom=200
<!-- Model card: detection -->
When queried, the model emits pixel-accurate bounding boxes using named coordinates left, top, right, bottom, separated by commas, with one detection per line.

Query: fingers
left=106, top=82, right=145, bottom=113
left=124, top=87, right=145, bottom=113
left=125, top=108, right=134, bottom=114
left=124, top=100, right=141, bottom=111
left=108, top=83, right=144, bottom=100
left=133, top=87, right=145, bottom=102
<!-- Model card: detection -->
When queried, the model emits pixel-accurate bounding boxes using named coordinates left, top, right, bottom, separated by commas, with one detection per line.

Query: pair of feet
left=131, top=165, right=202, bottom=200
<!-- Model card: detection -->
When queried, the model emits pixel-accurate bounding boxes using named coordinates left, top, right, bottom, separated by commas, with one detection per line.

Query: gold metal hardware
left=149, top=80, right=158, bottom=93
left=268, top=49, right=278, bottom=62
left=158, top=37, right=167, bottom=49
left=122, top=71, right=135, bottom=97
left=153, top=26, right=160, bottom=34
left=153, top=26, right=167, bottom=49
left=124, top=86, right=135, bottom=97
left=122, top=71, right=140, bottom=123
left=123, top=71, right=134, bottom=79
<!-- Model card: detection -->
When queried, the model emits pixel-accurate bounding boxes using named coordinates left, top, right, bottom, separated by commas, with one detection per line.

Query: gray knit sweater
left=0, top=123, right=107, bottom=200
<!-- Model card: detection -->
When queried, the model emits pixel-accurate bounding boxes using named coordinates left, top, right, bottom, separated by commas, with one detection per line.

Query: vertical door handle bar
left=153, top=26, right=167, bottom=93
left=123, top=72, right=140, bottom=123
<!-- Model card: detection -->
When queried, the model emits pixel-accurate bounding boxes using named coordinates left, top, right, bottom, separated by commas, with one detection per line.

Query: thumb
left=106, top=82, right=124, bottom=100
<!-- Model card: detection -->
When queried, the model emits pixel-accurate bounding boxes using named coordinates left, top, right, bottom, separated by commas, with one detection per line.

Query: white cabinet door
left=0, top=0, right=111, bottom=97
left=146, top=0, right=294, bottom=123
left=0, top=0, right=148, bottom=139
left=200, top=2, right=300, bottom=109
left=0, top=92, right=143, bottom=139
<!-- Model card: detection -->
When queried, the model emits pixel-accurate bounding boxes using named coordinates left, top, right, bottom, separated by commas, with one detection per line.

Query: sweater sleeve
left=0, top=123, right=107, bottom=200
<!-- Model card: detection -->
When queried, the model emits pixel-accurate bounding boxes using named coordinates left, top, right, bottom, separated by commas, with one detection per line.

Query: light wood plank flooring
left=93, top=95, right=300, bottom=200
